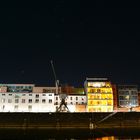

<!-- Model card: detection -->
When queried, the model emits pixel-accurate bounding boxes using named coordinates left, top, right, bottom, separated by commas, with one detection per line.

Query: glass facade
left=118, top=85, right=138, bottom=107
left=86, top=80, right=114, bottom=112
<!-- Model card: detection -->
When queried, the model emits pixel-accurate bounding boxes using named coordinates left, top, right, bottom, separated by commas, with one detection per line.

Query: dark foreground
left=0, top=112, right=140, bottom=129
left=1, top=128, right=140, bottom=139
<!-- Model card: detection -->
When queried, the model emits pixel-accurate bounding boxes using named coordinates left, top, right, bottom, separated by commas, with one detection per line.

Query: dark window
left=35, top=99, right=39, bottom=103
left=42, top=99, right=46, bottom=103
left=28, top=105, right=32, bottom=110
left=15, top=99, right=19, bottom=103
left=76, top=97, right=78, bottom=100
left=14, top=105, right=18, bottom=109
left=36, top=94, right=39, bottom=98
left=49, top=99, right=52, bottom=103
left=22, top=99, right=26, bottom=103
left=29, top=99, right=32, bottom=103
left=8, top=99, right=12, bottom=103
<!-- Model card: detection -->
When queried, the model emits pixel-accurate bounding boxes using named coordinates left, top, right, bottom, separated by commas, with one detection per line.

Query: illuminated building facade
left=118, top=85, right=138, bottom=108
left=85, top=78, right=114, bottom=112
left=0, top=84, right=86, bottom=112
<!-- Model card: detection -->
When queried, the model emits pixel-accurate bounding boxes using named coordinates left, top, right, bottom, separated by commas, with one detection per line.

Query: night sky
left=1, top=2, right=140, bottom=87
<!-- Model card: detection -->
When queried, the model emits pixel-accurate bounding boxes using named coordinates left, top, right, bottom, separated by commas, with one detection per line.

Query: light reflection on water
left=1, top=129, right=140, bottom=140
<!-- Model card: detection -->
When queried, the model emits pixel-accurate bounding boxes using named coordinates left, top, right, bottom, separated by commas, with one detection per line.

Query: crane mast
left=50, top=60, right=69, bottom=112
left=50, top=60, right=59, bottom=94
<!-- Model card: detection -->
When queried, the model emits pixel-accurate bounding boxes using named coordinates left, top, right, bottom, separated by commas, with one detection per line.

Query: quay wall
left=0, top=112, right=140, bottom=129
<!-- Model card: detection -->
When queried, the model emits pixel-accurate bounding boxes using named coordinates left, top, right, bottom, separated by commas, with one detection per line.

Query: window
left=22, top=94, right=26, bottom=96
left=8, top=99, right=12, bottom=103
left=1, top=99, right=5, bottom=103
left=76, top=102, right=78, bottom=104
left=49, top=94, right=52, bottom=96
left=42, top=94, right=46, bottom=96
left=35, top=99, right=39, bottom=103
left=14, top=105, right=18, bottom=110
left=29, top=99, right=32, bottom=103
left=28, top=105, right=32, bottom=110
left=56, top=97, right=58, bottom=100
left=42, top=99, right=46, bottom=103
left=70, top=97, right=72, bottom=100
left=15, top=99, right=19, bottom=103
left=71, top=102, right=73, bottom=105
left=9, top=94, right=12, bottom=96
left=36, top=94, right=39, bottom=98
left=55, top=102, right=58, bottom=105
left=2, top=105, right=5, bottom=110
left=49, top=99, right=52, bottom=103
left=29, top=94, right=32, bottom=96
left=2, top=94, right=5, bottom=96
left=22, top=99, right=26, bottom=103
left=76, top=97, right=78, bottom=100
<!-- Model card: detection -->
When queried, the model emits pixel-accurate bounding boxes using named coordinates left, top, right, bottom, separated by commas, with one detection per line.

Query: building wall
left=0, top=92, right=55, bottom=112
left=85, top=78, right=114, bottom=112
left=118, top=85, right=138, bottom=108
left=54, top=94, right=87, bottom=112
left=112, top=84, right=118, bottom=110
left=33, top=87, right=61, bottom=94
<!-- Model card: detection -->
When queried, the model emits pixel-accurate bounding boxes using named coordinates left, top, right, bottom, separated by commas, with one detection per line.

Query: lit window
left=15, top=99, right=19, bottom=103
left=42, top=99, right=46, bottom=103
left=8, top=99, right=12, bottom=103
left=49, top=99, right=52, bottom=103
left=1, top=99, right=5, bottom=103
left=22, top=99, right=26, bottom=103
left=35, top=99, right=39, bottom=103
left=29, top=99, right=32, bottom=103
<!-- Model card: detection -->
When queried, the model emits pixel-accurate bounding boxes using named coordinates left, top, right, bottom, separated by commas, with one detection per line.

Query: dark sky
left=1, top=1, right=140, bottom=87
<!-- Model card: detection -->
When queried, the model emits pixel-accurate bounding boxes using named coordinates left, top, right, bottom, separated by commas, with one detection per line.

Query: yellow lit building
left=85, top=78, right=114, bottom=112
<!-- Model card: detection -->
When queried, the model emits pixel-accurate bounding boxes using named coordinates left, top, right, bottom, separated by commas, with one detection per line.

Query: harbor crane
left=50, top=60, right=69, bottom=112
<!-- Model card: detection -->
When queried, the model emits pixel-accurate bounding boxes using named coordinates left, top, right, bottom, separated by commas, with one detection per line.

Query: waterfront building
left=117, top=85, right=138, bottom=110
left=0, top=84, right=86, bottom=112
left=84, top=78, right=114, bottom=112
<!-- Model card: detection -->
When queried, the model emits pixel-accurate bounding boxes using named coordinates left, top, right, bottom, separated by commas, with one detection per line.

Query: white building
left=0, top=84, right=86, bottom=112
